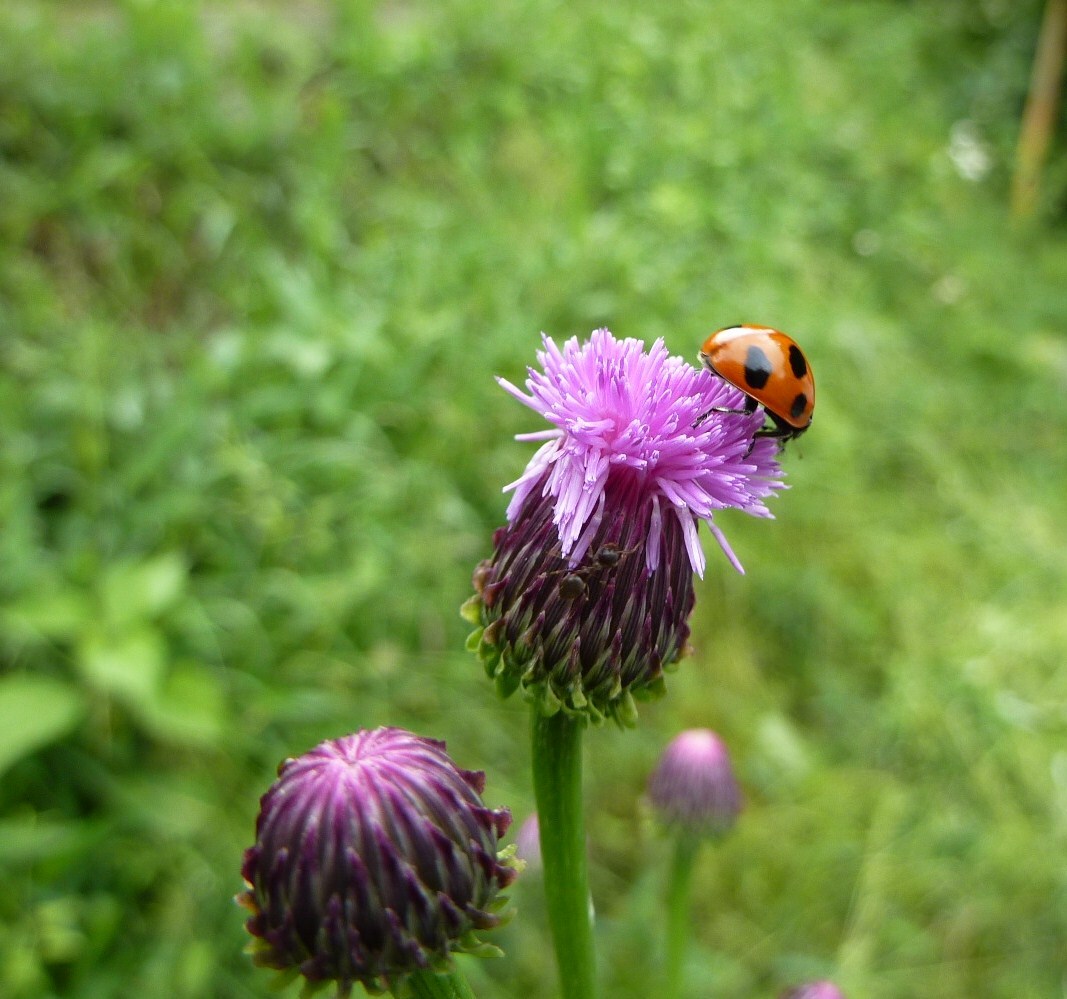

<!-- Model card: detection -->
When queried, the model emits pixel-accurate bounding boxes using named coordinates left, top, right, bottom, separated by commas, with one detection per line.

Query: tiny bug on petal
left=552, top=542, right=638, bottom=600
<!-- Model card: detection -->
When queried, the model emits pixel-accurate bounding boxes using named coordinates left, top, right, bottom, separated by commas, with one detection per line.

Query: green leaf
left=1, top=588, right=92, bottom=645
left=0, top=676, right=85, bottom=776
left=77, top=626, right=166, bottom=707
left=135, top=662, right=226, bottom=748
left=0, top=817, right=87, bottom=866
left=101, top=553, right=187, bottom=625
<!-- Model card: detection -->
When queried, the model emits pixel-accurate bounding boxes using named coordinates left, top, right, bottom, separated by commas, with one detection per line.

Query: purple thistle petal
left=498, top=329, right=784, bottom=577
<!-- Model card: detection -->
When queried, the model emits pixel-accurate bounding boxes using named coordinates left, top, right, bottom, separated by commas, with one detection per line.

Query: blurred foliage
left=2, top=0, right=1066, bottom=997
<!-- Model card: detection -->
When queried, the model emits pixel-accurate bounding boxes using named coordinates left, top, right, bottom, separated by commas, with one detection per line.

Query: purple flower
left=780, top=982, right=847, bottom=999
left=238, top=728, right=516, bottom=995
left=497, top=328, right=784, bottom=578
left=647, top=729, right=742, bottom=837
left=463, top=330, right=785, bottom=724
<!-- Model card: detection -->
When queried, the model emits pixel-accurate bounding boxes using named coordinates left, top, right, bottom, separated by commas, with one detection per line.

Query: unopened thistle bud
left=647, top=728, right=742, bottom=838
left=780, top=983, right=847, bottom=999
left=513, top=813, right=542, bottom=874
left=238, top=728, right=516, bottom=996
left=463, top=330, right=785, bottom=725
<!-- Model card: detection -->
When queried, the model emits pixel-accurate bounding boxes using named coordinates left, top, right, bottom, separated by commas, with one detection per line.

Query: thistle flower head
left=647, top=728, right=742, bottom=838
left=463, top=330, right=785, bottom=725
left=238, top=728, right=516, bottom=996
left=497, top=328, right=784, bottom=578
left=780, top=983, right=847, bottom=999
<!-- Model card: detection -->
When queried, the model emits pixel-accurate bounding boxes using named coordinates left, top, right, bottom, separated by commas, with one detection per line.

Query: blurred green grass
left=2, top=1, right=1066, bottom=997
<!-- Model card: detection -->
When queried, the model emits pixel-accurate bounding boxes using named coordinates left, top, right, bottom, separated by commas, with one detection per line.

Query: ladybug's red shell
left=699, top=325, right=814, bottom=440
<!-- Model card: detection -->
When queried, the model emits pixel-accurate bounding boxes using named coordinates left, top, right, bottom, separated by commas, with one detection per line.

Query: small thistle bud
left=463, top=330, right=785, bottom=725
left=513, top=813, right=541, bottom=874
left=237, top=727, right=516, bottom=996
left=647, top=728, right=742, bottom=838
left=780, top=983, right=847, bottom=999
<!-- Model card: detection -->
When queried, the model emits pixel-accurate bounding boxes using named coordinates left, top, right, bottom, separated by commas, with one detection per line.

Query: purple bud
left=647, top=729, right=742, bottom=837
left=513, top=813, right=541, bottom=874
left=780, top=982, right=846, bottom=999
left=238, top=728, right=516, bottom=995
left=467, top=484, right=696, bottom=725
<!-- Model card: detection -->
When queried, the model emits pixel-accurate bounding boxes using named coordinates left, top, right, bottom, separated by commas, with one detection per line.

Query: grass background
left=2, top=1, right=1066, bottom=996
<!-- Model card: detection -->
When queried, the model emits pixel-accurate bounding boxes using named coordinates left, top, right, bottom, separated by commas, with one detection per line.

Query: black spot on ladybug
left=743, top=346, right=773, bottom=389
left=790, top=392, right=808, bottom=420
left=788, top=344, right=807, bottom=379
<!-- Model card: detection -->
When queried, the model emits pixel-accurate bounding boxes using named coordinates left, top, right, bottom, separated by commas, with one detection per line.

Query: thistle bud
left=238, top=727, right=516, bottom=995
left=647, top=728, right=742, bottom=838
left=513, top=813, right=542, bottom=874
left=780, top=982, right=847, bottom=999
left=467, top=482, right=697, bottom=725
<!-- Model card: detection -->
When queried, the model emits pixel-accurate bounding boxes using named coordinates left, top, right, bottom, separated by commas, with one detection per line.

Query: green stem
left=531, top=709, right=597, bottom=999
left=402, top=967, right=477, bottom=999
left=664, top=833, right=701, bottom=999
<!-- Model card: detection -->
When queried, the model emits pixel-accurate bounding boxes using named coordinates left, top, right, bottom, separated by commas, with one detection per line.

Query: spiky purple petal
left=498, top=329, right=785, bottom=577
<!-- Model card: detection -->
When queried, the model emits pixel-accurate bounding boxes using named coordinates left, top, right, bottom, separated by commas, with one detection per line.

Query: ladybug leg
left=693, top=396, right=759, bottom=428
left=754, top=413, right=804, bottom=453
left=747, top=406, right=790, bottom=458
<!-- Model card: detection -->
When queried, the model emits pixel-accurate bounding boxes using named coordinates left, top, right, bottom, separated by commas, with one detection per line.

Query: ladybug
left=699, top=324, right=814, bottom=442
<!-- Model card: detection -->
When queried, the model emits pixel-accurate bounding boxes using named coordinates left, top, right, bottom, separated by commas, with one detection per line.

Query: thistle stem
left=531, top=710, right=597, bottom=999
left=404, top=968, right=477, bottom=999
left=664, top=833, right=701, bottom=999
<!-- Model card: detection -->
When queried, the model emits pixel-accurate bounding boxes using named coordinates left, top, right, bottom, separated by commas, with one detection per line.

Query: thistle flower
left=780, top=983, right=847, bottom=999
left=463, top=329, right=785, bottom=725
left=647, top=728, right=742, bottom=839
left=237, top=728, right=516, bottom=996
